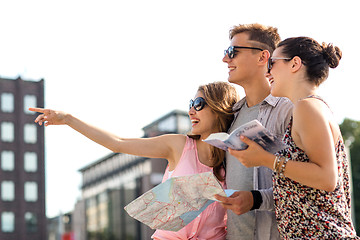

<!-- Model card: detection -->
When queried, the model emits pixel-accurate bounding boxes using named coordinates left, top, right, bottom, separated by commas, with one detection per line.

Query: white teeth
left=191, top=120, right=199, bottom=123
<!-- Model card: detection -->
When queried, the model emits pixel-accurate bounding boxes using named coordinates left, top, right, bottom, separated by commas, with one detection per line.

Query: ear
left=290, top=56, right=302, bottom=72
left=258, top=50, right=271, bottom=65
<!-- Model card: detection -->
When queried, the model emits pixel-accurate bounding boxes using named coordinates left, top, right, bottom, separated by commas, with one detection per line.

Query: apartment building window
left=1, top=122, right=14, bottom=142
left=24, top=124, right=37, bottom=144
left=24, top=182, right=38, bottom=202
left=1, top=151, right=14, bottom=171
left=98, top=192, right=109, bottom=230
left=86, top=197, right=98, bottom=232
left=24, top=95, right=37, bottom=114
left=24, top=152, right=37, bottom=172
left=1, top=181, right=15, bottom=201
left=1, top=93, right=14, bottom=113
left=1, top=212, right=15, bottom=232
left=25, top=212, right=37, bottom=232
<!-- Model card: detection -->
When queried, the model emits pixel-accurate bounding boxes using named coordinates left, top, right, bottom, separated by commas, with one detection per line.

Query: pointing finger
left=29, top=107, right=45, bottom=113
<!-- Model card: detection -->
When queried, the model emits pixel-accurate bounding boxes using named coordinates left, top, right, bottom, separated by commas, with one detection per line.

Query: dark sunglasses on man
left=189, top=97, right=207, bottom=111
left=224, top=46, right=264, bottom=59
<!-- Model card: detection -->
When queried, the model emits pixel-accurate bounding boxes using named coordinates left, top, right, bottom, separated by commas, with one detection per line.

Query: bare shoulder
left=161, top=134, right=187, bottom=150
left=294, top=98, right=330, bottom=121
left=162, top=134, right=187, bottom=142
left=291, top=99, right=331, bottom=149
left=292, top=97, right=340, bottom=140
left=161, top=134, right=188, bottom=167
left=295, top=100, right=323, bottom=128
left=297, top=98, right=341, bottom=141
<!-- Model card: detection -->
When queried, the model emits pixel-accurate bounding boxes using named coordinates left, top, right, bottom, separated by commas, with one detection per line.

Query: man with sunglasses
left=215, top=24, right=293, bottom=240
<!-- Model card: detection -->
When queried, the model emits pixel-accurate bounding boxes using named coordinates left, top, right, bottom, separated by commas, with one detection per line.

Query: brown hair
left=188, top=81, right=239, bottom=181
left=278, top=37, right=342, bottom=86
left=229, top=23, right=281, bottom=54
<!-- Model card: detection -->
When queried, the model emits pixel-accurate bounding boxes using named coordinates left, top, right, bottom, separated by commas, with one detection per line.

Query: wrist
left=265, top=152, right=276, bottom=169
left=64, top=113, right=73, bottom=125
left=250, top=190, right=263, bottom=210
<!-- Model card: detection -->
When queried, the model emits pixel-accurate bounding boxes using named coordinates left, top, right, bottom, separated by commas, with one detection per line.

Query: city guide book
left=203, top=119, right=286, bottom=154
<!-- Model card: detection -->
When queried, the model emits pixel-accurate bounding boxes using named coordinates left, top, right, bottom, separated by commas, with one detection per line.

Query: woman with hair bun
left=227, top=37, right=358, bottom=239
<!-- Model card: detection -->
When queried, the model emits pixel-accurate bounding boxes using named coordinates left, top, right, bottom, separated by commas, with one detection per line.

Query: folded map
left=124, top=172, right=229, bottom=231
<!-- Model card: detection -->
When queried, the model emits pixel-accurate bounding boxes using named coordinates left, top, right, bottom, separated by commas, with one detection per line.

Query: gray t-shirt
left=226, top=102, right=260, bottom=240
left=225, top=95, right=293, bottom=240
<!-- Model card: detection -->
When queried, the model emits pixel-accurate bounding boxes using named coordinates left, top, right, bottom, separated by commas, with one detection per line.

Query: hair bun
left=322, top=42, right=342, bottom=68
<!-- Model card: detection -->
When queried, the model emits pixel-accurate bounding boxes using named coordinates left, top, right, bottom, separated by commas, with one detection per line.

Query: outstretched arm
left=29, top=108, right=184, bottom=165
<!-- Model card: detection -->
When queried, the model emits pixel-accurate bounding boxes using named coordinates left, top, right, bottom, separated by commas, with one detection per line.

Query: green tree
left=340, top=118, right=360, bottom=233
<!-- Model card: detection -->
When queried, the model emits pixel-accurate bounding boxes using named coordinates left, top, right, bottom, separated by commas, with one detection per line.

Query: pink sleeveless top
left=151, top=137, right=227, bottom=240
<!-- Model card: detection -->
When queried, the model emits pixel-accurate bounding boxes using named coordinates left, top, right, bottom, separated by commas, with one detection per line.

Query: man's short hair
left=229, top=23, right=280, bottom=54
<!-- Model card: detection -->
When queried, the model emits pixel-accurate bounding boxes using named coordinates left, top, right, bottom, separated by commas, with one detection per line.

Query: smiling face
left=222, top=32, right=263, bottom=86
left=188, top=91, right=218, bottom=139
left=268, top=47, right=293, bottom=97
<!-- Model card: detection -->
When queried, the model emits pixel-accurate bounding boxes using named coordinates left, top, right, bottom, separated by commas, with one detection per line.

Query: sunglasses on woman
left=189, top=97, right=207, bottom=111
left=224, top=46, right=264, bottom=59
left=267, top=57, right=292, bottom=73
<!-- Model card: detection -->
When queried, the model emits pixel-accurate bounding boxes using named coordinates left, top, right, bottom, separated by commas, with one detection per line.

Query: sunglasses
left=267, top=57, right=292, bottom=73
left=224, top=46, right=264, bottom=59
left=189, top=97, right=207, bottom=111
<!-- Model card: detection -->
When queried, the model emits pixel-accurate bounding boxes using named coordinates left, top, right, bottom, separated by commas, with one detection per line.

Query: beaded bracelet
left=272, top=155, right=278, bottom=170
left=278, top=157, right=289, bottom=177
left=273, top=155, right=282, bottom=172
left=273, top=155, right=289, bottom=177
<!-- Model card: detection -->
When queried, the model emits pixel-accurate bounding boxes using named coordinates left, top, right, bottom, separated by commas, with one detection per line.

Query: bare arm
left=29, top=108, right=185, bottom=167
left=284, top=100, right=338, bottom=191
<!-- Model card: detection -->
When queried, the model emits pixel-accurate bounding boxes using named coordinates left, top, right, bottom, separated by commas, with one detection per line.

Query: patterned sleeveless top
left=273, top=96, right=358, bottom=239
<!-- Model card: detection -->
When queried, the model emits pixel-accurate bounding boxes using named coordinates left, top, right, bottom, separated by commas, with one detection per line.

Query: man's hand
left=215, top=191, right=253, bottom=215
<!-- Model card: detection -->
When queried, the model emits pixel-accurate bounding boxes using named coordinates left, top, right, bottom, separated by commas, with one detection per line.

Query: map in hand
left=124, top=172, right=227, bottom=231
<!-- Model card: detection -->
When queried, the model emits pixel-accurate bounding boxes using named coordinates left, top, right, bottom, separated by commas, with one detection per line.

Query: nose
left=223, top=54, right=230, bottom=63
left=188, top=107, right=196, bottom=116
left=265, top=72, right=272, bottom=78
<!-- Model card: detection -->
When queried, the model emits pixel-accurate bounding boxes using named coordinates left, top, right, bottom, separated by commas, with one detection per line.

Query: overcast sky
left=1, top=0, right=358, bottom=217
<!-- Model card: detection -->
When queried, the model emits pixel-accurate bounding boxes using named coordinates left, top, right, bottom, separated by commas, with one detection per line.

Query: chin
left=228, top=78, right=240, bottom=85
left=189, top=129, right=199, bottom=135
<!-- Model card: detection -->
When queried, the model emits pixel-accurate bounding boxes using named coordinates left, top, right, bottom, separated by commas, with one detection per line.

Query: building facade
left=0, top=77, right=46, bottom=240
left=73, top=110, right=191, bottom=240
left=47, top=212, right=74, bottom=240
